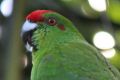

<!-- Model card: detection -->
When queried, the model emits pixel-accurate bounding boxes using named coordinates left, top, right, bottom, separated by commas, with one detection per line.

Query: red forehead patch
left=26, top=10, right=53, bottom=22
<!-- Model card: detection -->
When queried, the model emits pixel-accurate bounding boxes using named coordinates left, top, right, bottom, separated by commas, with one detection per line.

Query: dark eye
left=48, top=18, right=57, bottom=26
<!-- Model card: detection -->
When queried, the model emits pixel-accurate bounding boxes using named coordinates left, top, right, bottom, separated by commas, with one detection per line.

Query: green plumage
left=26, top=11, right=120, bottom=80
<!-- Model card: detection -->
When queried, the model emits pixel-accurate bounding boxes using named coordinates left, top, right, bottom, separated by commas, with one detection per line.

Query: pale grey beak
left=21, top=20, right=37, bottom=52
left=21, top=20, right=37, bottom=37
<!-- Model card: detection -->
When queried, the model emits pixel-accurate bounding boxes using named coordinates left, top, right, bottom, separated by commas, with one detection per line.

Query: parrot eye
left=47, top=18, right=57, bottom=26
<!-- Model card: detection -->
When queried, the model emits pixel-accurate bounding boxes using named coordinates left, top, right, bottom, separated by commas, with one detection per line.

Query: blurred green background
left=0, top=0, right=120, bottom=80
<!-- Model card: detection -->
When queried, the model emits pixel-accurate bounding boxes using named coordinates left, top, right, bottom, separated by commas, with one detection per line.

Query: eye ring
left=47, top=18, right=57, bottom=26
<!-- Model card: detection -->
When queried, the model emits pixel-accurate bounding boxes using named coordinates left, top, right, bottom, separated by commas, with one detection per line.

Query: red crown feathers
left=26, top=10, right=53, bottom=22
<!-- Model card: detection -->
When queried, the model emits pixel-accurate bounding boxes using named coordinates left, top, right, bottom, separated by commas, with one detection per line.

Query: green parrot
left=21, top=10, right=120, bottom=80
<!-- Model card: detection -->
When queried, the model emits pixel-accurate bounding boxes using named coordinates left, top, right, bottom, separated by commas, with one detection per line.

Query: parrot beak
left=21, top=20, right=37, bottom=52
left=21, top=20, right=37, bottom=37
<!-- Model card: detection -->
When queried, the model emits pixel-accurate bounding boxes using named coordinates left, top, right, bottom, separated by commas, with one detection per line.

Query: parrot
left=21, top=10, right=120, bottom=80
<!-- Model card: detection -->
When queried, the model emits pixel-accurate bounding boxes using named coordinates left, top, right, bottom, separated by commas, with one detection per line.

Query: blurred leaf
left=107, top=0, right=120, bottom=24
left=60, top=0, right=99, bottom=18
left=109, top=49, right=120, bottom=70
left=115, top=30, right=120, bottom=48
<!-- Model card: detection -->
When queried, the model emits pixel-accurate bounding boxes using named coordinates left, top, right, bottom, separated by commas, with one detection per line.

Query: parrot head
left=21, top=10, right=81, bottom=52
